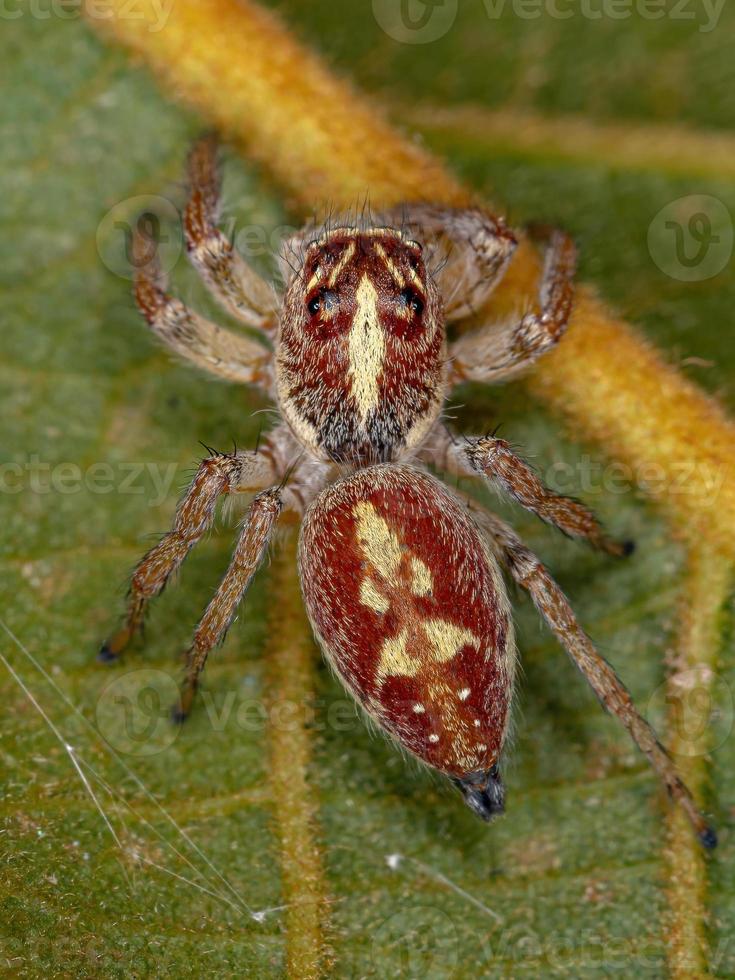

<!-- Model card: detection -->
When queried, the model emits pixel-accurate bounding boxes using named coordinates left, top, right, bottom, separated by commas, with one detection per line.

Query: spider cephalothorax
left=277, top=227, right=446, bottom=464
left=98, top=137, right=716, bottom=848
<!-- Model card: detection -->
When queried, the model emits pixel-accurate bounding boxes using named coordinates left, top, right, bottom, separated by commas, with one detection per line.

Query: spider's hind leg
left=98, top=448, right=276, bottom=664
left=422, top=426, right=632, bottom=558
left=465, top=498, right=716, bottom=849
left=174, top=485, right=283, bottom=721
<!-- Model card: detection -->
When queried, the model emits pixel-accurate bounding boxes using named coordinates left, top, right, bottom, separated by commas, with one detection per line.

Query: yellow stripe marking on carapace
left=374, top=242, right=405, bottom=289
left=348, top=277, right=385, bottom=421
left=328, top=240, right=356, bottom=287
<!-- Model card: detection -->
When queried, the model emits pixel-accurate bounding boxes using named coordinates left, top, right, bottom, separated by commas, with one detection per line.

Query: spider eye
left=307, top=289, right=337, bottom=319
left=400, top=288, right=424, bottom=316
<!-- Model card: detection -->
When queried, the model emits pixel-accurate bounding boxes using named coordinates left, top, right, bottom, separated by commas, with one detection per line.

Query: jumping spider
left=100, top=136, right=715, bottom=848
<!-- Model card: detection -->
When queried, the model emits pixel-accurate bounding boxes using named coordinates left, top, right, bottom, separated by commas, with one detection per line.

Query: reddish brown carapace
left=277, top=228, right=446, bottom=465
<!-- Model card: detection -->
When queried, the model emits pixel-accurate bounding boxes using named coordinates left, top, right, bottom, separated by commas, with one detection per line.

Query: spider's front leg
left=463, top=498, right=716, bottom=849
left=382, top=203, right=518, bottom=321
left=133, top=224, right=272, bottom=387
left=449, top=226, right=577, bottom=384
left=99, top=447, right=277, bottom=663
left=390, top=205, right=576, bottom=380
left=424, top=428, right=631, bottom=557
left=184, top=135, right=279, bottom=332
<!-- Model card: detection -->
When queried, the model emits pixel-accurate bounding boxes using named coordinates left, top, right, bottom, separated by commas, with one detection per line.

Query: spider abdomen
left=298, top=465, right=516, bottom=808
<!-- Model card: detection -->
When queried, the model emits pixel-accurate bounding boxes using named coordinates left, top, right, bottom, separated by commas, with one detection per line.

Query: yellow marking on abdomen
left=352, top=501, right=480, bottom=683
left=360, top=576, right=390, bottom=614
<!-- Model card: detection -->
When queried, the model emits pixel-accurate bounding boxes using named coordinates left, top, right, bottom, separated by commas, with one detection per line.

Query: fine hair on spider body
left=99, top=135, right=716, bottom=849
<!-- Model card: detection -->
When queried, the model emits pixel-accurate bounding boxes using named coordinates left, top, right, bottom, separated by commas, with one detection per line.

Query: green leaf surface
left=2, top=4, right=735, bottom=977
